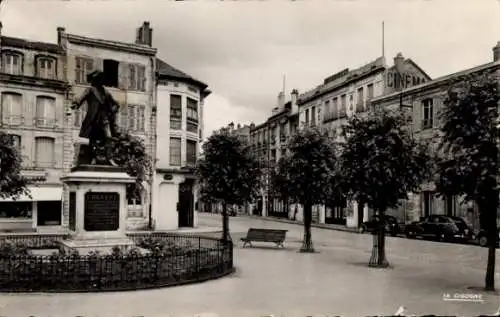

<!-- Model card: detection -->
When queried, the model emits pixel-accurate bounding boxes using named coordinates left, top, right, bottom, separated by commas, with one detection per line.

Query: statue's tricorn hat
left=86, top=70, right=104, bottom=83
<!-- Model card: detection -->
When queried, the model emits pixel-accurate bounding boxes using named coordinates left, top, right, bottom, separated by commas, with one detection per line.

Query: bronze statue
left=71, top=70, right=120, bottom=166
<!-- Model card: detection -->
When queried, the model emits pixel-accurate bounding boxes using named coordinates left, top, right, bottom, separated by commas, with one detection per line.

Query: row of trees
left=196, top=71, right=500, bottom=291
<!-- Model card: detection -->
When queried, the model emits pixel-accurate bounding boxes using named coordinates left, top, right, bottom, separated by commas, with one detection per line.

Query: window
left=35, top=137, right=55, bottom=168
left=118, top=104, right=128, bottom=130
left=1, top=92, right=23, bottom=125
left=2, top=51, right=22, bottom=75
left=186, top=97, right=198, bottom=122
left=357, top=87, right=364, bottom=105
left=170, top=94, right=182, bottom=130
left=422, top=98, right=434, bottom=129
left=0, top=202, right=32, bottom=219
left=35, top=96, right=56, bottom=127
left=128, top=64, right=146, bottom=91
left=367, top=84, right=374, bottom=100
left=324, top=100, right=331, bottom=118
left=305, top=109, right=309, bottom=124
left=311, top=106, right=316, bottom=126
left=36, top=57, right=56, bottom=79
left=169, top=137, right=182, bottom=166
left=127, top=184, right=143, bottom=218
left=332, top=98, right=338, bottom=117
left=339, top=94, right=347, bottom=117
left=186, top=140, right=197, bottom=166
left=187, top=121, right=198, bottom=133
left=103, top=59, right=119, bottom=88
left=75, top=57, right=94, bottom=84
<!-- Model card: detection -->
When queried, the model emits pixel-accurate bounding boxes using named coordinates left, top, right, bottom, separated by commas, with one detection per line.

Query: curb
left=245, top=215, right=360, bottom=233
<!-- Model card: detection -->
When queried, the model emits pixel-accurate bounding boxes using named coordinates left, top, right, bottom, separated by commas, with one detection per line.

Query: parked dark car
left=404, top=215, right=472, bottom=242
left=475, top=227, right=500, bottom=247
left=359, top=215, right=400, bottom=237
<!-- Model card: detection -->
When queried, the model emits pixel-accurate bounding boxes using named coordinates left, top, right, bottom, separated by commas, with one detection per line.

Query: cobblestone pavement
left=1, top=213, right=500, bottom=317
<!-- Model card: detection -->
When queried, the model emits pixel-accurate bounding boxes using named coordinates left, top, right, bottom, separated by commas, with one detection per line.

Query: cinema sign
left=385, top=62, right=430, bottom=91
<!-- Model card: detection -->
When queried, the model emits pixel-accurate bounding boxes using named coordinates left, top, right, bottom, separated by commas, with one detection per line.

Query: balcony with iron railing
left=2, top=115, right=24, bottom=126
left=323, top=111, right=339, bottom=123
left=421, top=119, right=434, bottom=130
left=34, top=117, right=57, bottom=128
left=338, top=108, right=347, bottom=118
left=280, top=134, right=288, bottom=144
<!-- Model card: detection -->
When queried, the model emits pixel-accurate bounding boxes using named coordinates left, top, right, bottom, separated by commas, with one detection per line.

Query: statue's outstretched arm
left=72, top=87, right=91, bottom=109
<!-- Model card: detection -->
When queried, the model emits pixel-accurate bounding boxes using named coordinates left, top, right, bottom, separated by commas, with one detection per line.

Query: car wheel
left=479, top=236, right=488, bottom=247
left=359, top=225, right=366, bottom=234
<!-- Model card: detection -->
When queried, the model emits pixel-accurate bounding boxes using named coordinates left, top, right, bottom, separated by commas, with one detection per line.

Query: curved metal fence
left=0, top=232, right=233, bottom=292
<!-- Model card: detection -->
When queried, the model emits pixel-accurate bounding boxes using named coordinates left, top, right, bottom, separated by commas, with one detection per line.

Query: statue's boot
left=105, top=140, right=118, bottom=167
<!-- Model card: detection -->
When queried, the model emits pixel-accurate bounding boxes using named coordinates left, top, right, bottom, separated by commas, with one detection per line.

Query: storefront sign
left=84, top=192, right=120, bottom=231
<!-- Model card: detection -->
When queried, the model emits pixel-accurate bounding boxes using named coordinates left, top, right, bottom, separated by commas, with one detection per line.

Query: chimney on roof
left=57, top=27, right=65, bottom=46
left=393, top=52, right=405, bottom=74
left=493, top=41, right=500, bottom=62
left=291, top=89, right=299, bottom=114
left=277, top=91, right=285, bottom=110
left=136, top=21, right=153, bottom=47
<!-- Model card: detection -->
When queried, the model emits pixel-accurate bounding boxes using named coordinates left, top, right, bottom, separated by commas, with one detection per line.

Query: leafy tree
left=196, top=129, right=261, bottom=243
left=435, top=70, right=500, bottom=290
left=272, top=127, right=339, bottom=252
left=340, top=111, right=432, bottom=267
left=0, top=132, right=29, bottom=199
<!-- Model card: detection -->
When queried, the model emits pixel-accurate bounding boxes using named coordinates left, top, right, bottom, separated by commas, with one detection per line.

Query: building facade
left=371, top=41, right=500, bottom=232
left=0, top=22, right=70, bottom=232
left=250, top=89, right=300, bottom=218
left=153, top=58, right=210, bottom=230
left=0, top=21, right=211, bottom=232
left=295, top=53, right=430, bottom=228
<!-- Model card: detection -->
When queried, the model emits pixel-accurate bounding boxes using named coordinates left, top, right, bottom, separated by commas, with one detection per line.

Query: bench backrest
left=246, top=228, right=287, bottom=241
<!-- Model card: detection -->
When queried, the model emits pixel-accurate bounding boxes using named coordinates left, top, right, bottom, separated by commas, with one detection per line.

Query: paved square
left=1, top=213, right=500, bottom=316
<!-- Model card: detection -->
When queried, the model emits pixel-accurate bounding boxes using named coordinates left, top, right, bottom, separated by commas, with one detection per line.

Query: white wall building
left=152, top=59, right=211, bottom=230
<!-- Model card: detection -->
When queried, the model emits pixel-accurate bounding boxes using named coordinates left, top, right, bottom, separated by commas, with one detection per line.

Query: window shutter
left=94, top=58, right=103, bottom=72
left=138, top=65, right=146, bottom=91
left=413, top=100, right=422, bottom=132
left=118, top=62, right=128, bottom=90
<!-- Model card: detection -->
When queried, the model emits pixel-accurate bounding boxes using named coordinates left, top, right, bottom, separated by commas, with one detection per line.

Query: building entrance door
left=178, top=179, right=194, bottom=227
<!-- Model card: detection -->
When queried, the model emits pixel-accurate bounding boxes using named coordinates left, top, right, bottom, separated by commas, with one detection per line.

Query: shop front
left=0, top=186, right=63, bottom=232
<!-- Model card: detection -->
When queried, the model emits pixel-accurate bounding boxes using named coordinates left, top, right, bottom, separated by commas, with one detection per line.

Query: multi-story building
left=250, top=89, right=300, bottom=217
left=0, top=21, right=211, bottom=233
left=0, top=22, right=70, bottom=232
left=59, top=22, right=157, bottom=231
left=371, top=41, right=500, bottom=231
left=153, top=58, right=210, bottom=230
left=296, top=53, right=430, bottom=228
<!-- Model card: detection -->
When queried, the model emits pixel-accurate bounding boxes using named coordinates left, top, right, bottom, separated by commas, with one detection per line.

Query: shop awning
left=1, top=187, right=62, bottom=202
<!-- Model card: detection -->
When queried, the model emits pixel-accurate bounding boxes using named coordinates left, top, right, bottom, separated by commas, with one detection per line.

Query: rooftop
left=1, top=36, right=63, bottom=54
left=372, top=60, right=500, bottom=103
left=156, top=58, right=208, bottom=90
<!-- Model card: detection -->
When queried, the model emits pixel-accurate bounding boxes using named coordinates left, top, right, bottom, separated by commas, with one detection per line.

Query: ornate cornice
left=0, top=73, right=70, bottom=91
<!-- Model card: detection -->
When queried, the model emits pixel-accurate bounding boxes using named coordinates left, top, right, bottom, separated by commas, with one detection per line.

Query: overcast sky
left=1, top=0, right=500, bottom=136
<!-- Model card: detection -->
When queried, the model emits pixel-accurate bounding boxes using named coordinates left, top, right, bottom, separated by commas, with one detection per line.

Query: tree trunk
left=369, top=208, right=389, bottom=268
left=300, top=201, right=315, bottom=253
left=480, top=194, right=498, bottom=291
left=222, top=203, right=232, bottom=243
left=293, top=204, right=298, bottom=221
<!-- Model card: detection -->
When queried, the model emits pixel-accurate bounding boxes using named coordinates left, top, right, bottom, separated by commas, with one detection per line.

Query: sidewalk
left=245, top=214, right=360, bottom=233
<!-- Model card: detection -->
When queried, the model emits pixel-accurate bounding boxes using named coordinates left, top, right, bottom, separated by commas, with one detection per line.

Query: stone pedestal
left=59, top=165, right=138, bottom=255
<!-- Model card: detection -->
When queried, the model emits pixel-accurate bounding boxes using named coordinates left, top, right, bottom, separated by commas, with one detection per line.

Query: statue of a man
left=71, top=70, right=120, bottom=166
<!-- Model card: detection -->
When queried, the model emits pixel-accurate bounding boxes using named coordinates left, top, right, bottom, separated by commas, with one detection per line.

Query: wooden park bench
left=240, top=228, right=288, bottom=248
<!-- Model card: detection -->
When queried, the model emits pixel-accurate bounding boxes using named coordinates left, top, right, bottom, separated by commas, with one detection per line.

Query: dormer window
left=1, top=51, right=23, bottom=75
left=36, top=56, right=56, bottom=79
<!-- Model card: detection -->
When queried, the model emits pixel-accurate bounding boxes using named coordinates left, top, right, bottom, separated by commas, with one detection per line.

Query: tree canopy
left=340, top=110, right=432, bottom=212
left=0, top=132, right=29, bottom=199
left=111, top=132, right=153, bottom=198
left=196, top=130, right=261, bottom=205
left=272, top=127, right=339, bottom=206
left=435, top=70, right=500, bottom=204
